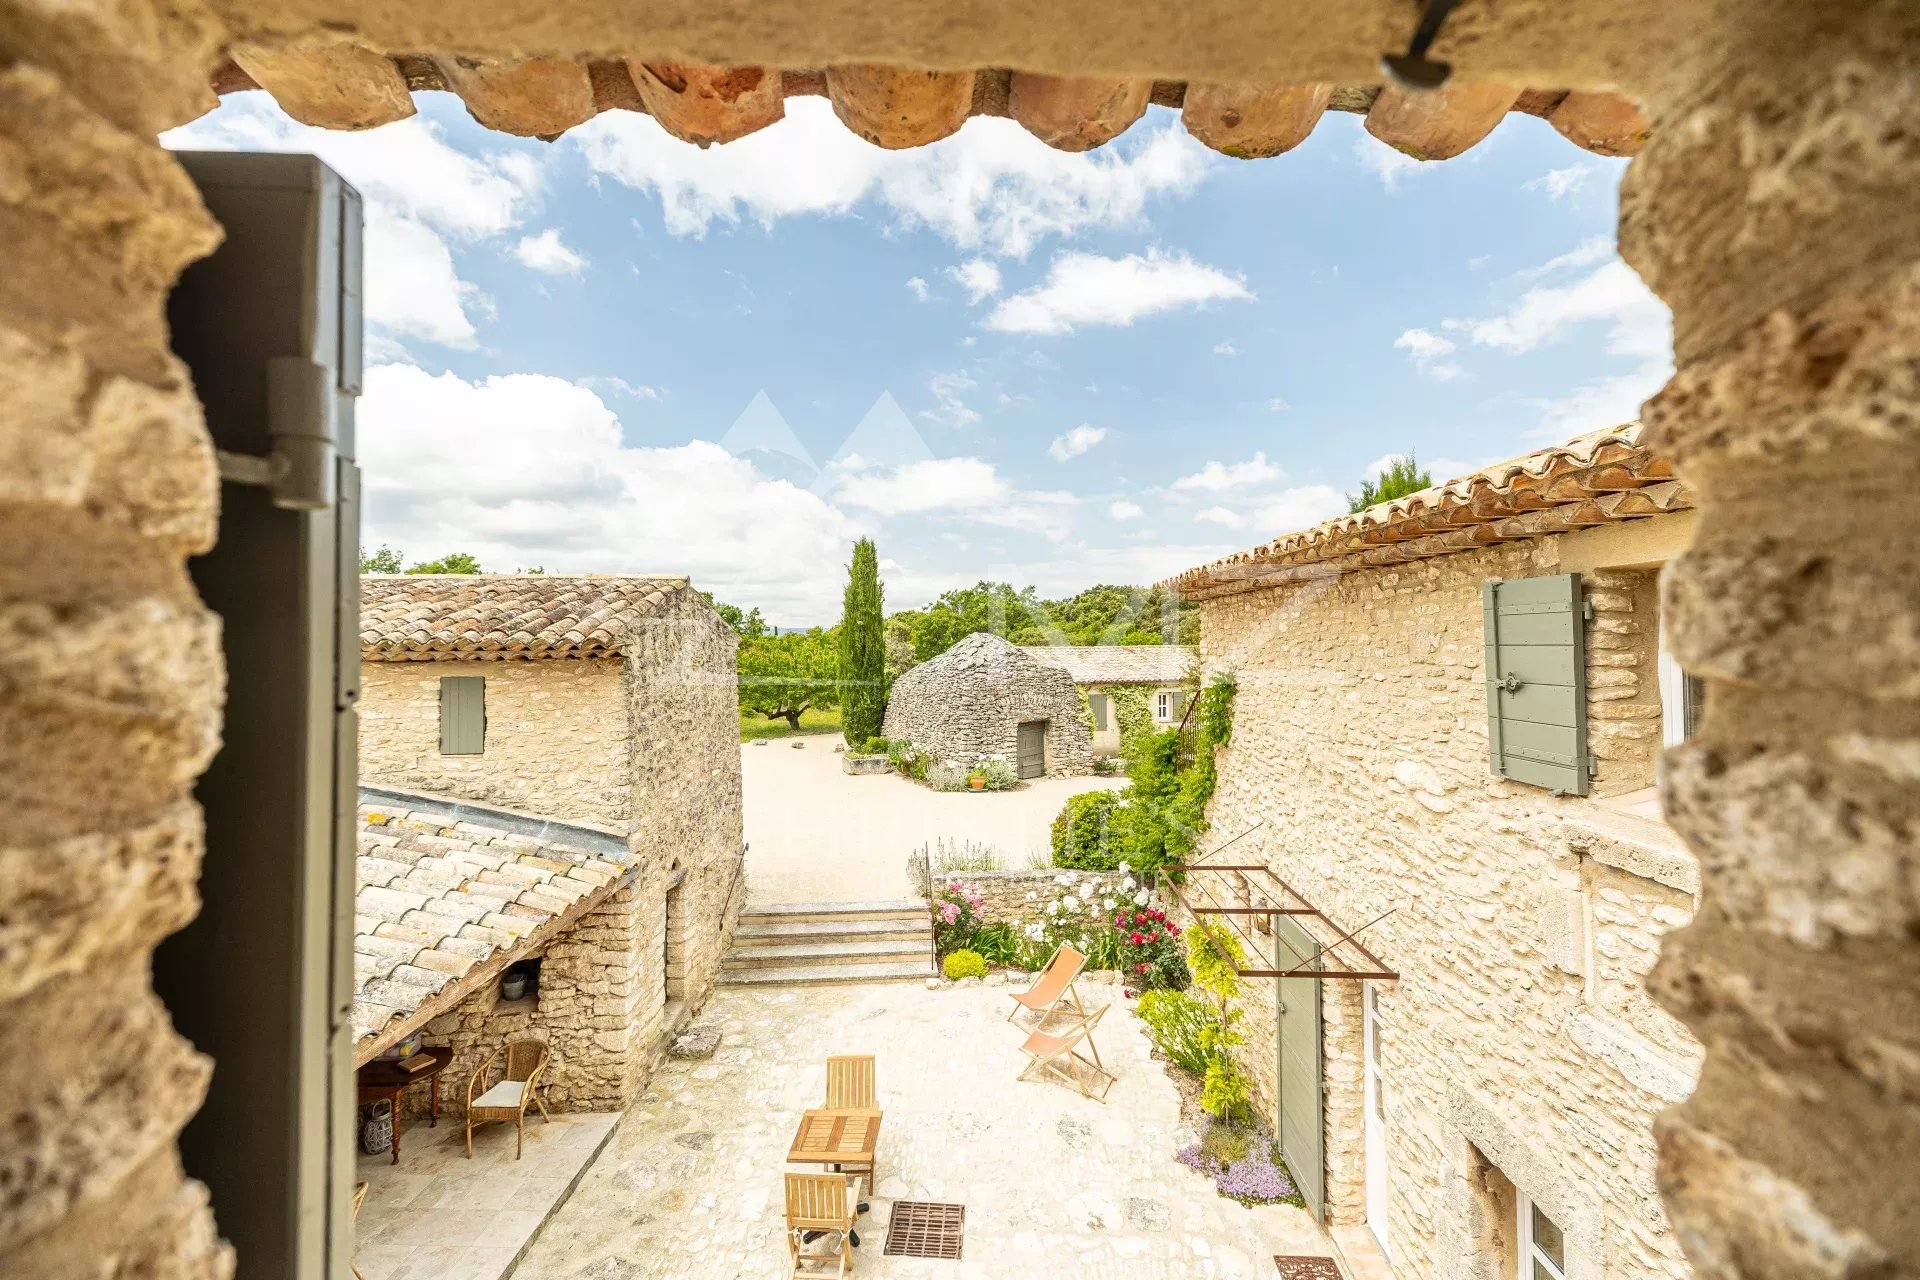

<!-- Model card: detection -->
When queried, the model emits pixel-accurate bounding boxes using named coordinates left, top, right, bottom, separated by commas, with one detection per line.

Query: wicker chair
left=465, top=1040, right=552, bottom=1158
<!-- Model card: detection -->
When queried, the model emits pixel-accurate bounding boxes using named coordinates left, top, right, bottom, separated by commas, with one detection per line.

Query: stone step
left=719, top=959, right=934, bottom=988
left=738, top=899, right=928, bottom=925
left=724, top=940, right=933, bottom=970
left=733, top=917, right=932, bottom=947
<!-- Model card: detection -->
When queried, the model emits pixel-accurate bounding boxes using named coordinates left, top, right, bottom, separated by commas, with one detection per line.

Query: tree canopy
left=1347, top=454, right=1433, bottom=513
left=737, top=630, right=838, bottom=728
left=358, top=546, right=487, bottom=574
left=701, top=591, right=769, bottom=639
left=838, top=538, right=887, bottom=745
left=886, top=581, right=1194, bottom=662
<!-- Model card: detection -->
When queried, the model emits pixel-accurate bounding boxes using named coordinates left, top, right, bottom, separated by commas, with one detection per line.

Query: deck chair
left=1006, top=943, right=1087, bottom=1026
left=785, top=1171, right=866, bottom=1278
left=1017, top=1004, right=1116, bottom=1102
left=466, top=1039, right=552, bottom=1158
left=350, top=1181, right=369, bottom=1280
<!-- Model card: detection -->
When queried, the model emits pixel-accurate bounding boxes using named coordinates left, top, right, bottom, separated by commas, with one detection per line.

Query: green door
left=1016, top=721, right=1047, bottom=778
left=1275, top=916, right=1325, bottom=1221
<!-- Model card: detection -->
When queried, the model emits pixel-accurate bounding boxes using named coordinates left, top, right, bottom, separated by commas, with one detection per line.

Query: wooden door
left=1016, top=721, right=1047, bottom=778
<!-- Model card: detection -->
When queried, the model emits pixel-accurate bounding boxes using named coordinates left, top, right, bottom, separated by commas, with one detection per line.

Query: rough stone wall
left=359, top=658, right=632, bottom=827
left=1584, top=567, right=1662, bottom=797
left=883, top=633, right=1093, bottom=775
left=1196, top=528, right=1701, bottom=1279
left=952, top=867, right=1128, bottom=926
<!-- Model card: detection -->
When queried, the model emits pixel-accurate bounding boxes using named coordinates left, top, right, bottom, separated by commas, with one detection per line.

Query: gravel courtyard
left=510, top=979, right=1327, bottom=1280
left=740, top=739, right=1124, bottom=904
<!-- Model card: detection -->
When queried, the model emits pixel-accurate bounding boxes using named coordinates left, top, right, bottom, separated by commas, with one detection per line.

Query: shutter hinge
left=1583, top=599, right=1595, bottom=622
left=1587, top=755, right=1599, bottom=779
left=213, top=357, right=339, bottom=510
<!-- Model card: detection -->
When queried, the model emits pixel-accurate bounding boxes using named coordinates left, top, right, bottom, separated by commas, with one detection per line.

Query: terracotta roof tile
left=361, top=573, right=702, bottom=661
left=1165, top=425, right=1690, bottom=600
left=351, top=796, right=632, bottom=1052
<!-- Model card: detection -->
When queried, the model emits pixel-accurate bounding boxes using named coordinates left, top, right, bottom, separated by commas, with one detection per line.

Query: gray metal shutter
left=1274, top=917, right=1324, bottom=1221
left=1483, top=573, right=1590, bottom=795
left=1089, top=692, right=1110, bottom=731
left=440, top=675, right=486, bottom=754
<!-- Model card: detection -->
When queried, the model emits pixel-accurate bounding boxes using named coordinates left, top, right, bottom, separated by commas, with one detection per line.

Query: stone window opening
left=1519, top=1192, right=1569, bottom=1280
left=664, top=879, right=688, bottom=1005
left=498, top=957, right=542, bottom=1009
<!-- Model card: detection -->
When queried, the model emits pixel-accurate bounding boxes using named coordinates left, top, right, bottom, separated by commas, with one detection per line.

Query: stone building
left=883, top=632, right=1093, bottom=778
left=1021, top=644, right=1195, bottom=755
left=6, top=7, right=1912, bottom=1280
left=1165, top=427, right=1703, bottom=1278
left=356, top=575, right=746, bottom=1109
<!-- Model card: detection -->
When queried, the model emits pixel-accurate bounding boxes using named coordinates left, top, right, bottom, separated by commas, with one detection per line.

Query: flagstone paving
left=511, top=979, right=1328, bottom=1279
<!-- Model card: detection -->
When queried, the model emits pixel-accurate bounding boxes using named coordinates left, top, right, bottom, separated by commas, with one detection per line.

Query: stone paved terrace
left=511, top=979, right=1332, bottom=1279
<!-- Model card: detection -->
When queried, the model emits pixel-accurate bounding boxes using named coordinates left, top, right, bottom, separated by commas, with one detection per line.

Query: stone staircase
left=720, top=900, right=934, bottom=987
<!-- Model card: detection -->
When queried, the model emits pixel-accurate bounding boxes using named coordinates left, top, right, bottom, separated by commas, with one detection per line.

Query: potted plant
left=967, top=769, right=987, bottom=790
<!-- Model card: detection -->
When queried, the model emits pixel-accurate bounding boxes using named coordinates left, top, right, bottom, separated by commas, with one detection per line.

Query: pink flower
left=939, top=902, right=960, bottom=924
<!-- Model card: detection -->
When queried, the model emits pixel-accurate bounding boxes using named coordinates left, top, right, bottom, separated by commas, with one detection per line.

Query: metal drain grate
left=1273, top=1256, right=1343, bottom=1280
left=884, top=1201, right=966, bottom=1260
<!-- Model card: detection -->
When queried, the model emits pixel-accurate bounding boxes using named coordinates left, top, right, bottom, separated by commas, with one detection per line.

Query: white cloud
left=905, top=276, right=932, bottom=301
left=1394, top=327, right=1465, bottom=381
left=834, top=457, right=1007, bottom=514
left=1466, top=260, right=1669, bottom=361
left=580, top=376, right=662, bottom=401
left=357, top=363, right=854, bottom=619
left=1523, top=365, right=1671, bottom=440
left=1172, top=452, right=1284, bottom=492
left=163, top=94, right=546, bottom=349
left=1525, top=163, right=1594, bottom=200
left=1363, top=452, right=1411, bottom=479
left=1109, top=500, right=1144, bottom=520
left=569, top=98, right=1210, bottom=257
left=947, top=259, right=1003, bottom=303
left=1195, top=506, right=1247, bottom=529
left=985, top=249, right=1253, bottom=335
left=1354, top=135, right=1422, bottom=193
left=1249, top=485, right=1347, bottom=532
left=1522, top=235, right=1614, bottom=279
left=1048, top=425, right=1108, bottom=462
left=1213, top=341, right=1240, bottom=356
left=1266, top=397, right=1292, bottom=412
left=921, top=371, right=981, bottom=429
left=512, top=228, right=587, bottom=275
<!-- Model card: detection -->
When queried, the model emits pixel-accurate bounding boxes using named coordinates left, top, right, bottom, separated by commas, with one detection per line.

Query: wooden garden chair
left=784, top=1171, right=865, bottom=1277
left=1016, top=1004, right=1116, bottom=1102
left=824, top=1054, right=875, bottom=1110
left=1006, top=943, right=1087, bottom=1027
left=350, top=1181, right=369, bottom=1280
left=465, top=1039, right=552, bottom=1159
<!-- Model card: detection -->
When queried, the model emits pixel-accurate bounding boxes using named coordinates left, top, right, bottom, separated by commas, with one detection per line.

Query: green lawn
left=739, top=707, right=843, bottom=742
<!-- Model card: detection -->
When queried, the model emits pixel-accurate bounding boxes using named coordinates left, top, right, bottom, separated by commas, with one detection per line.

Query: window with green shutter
left=1483, top=573, right=1591, bottom=795
left=1089, top=692, right=1110, bottom=731
left=439, top=675, right=486, bottom=755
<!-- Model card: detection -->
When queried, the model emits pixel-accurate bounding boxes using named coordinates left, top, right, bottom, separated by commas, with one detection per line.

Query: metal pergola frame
left=1160, top=863, right=1399, bottom=981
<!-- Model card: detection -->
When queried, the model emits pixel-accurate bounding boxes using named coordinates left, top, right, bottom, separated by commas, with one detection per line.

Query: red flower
left=1136, top=963, right=1148, bottom=972
left=1129, top=932, right=1145, bottom=945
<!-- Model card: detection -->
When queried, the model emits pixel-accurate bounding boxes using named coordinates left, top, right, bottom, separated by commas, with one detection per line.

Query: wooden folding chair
left=1006, top=943, right=1087, bottom=1026
left=784, top=1171, right=865, bottom=1277
left=1016, top=1004, right=1116, bottom=1102
left=350, top=1181, right=369, bottom=1280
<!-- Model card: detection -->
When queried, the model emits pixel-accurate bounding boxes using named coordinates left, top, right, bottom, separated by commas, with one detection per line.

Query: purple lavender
left=1177, top=1139, right=1301, bottom=1206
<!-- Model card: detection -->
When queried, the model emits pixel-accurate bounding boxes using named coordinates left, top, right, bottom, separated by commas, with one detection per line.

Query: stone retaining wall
left=942, top=867, right=1131, bottom=926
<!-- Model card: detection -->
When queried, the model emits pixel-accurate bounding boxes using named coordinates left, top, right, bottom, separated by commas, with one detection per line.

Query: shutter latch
left=213, top=356, right=339, bottom=510
left=1490, top=674, right=1524, bottom=693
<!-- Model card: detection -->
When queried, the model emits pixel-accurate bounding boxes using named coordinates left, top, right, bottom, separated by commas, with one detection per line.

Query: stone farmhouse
left=355, top=575, right=745, bottom=1109
left=1165, top=426, right=1702, bottom=1278
left=1022, top=643, right=1195, bottom=756
left=884, top=632, right=1094, bottom=778
left=9, top=5, right=1909, bottom=1278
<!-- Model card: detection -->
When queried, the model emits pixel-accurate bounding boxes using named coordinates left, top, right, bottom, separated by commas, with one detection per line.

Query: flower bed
left=931, top=868, right=1188, bottom=991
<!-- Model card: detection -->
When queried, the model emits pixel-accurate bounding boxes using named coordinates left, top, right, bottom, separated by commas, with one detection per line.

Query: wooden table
left=355, top=1045, right=454, bottom=1165
left=788, top=1107, right=883, bottom=1183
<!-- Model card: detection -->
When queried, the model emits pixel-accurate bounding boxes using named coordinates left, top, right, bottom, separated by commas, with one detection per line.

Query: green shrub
left=928, top=761, right=971, bottom=791
left=1187, top=919, right=1246, bottom=1008
left=977, top=756, right=1018, bottom=790
left=1201, top=1056, right=1252, bottom=1122
left=860, top=736, right=890, bottom=755
left=1051, top=791, right=1128, bottom=869
left=1136, top=989, right=1221, bottom=1075
left=942, top=949, right=988, bottom=980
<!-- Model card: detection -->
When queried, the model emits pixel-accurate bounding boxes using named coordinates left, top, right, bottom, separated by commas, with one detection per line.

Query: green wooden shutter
left=439, top=675, right=486, bottom=755
left=1483, top=573, right=1590, bottom=795
left=1089, top=692, right=1110, bottom=731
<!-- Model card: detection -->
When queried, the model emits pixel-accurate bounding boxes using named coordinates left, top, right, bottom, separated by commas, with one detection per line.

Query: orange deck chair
left=1005, top=943, right=1087, bottom=1026
left=1016, top=1005, right=1116, bottom=1102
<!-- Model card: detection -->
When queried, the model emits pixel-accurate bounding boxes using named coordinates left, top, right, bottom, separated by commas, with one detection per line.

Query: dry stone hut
left=883, top=632, right=1093, bottom=778
left=1164, top=426, right=1702, bottom=1278
left=355, top=574, right=746, bottom=1107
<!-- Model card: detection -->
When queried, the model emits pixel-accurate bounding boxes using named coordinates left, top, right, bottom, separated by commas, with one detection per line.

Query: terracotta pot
left=968, top=777, right=986, bottom=790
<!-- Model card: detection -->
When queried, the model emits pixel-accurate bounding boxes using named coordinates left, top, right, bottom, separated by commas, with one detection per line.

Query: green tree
left=884, top=580, right=1195, bottom=659
left=359, top=544, right=403, bottom=574
left=405, top=552, right=485, bottom=574
left=738, top=630, right=837, bottom=728
left=701, top=592, right=770, bottom=639
left=1347, top=454, right=1433, bottom=513
left=838, top=538, right=887, bottom=745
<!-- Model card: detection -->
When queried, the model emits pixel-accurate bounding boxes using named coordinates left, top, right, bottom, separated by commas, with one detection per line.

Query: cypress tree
left=838, top=537, right=887, bottom=745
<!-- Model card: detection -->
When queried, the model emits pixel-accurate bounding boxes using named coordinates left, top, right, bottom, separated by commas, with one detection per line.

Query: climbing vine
left=1078, top=682, right=1158, bottom=758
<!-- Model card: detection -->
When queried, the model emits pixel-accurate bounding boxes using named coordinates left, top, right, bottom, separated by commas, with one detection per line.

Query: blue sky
left=166, top=92, right=1668, bottom=625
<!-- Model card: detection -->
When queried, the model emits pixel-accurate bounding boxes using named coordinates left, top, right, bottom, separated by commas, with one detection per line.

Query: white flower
left=1048, top=902, right=1062, bottom=915
left=1122, top=876, right=1136, bottom=891
left=1101, top=897, right=1117, bottom=910
left=1133, top=891, right=1150, bottom=906
left=1118, top=862, right=1131, bottom=875
left=1056, top=873, right=1073, bottom=887
left=1026, top=890, right=1038, bottom=901
left=1023, top=922, right=1044, bottom=940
